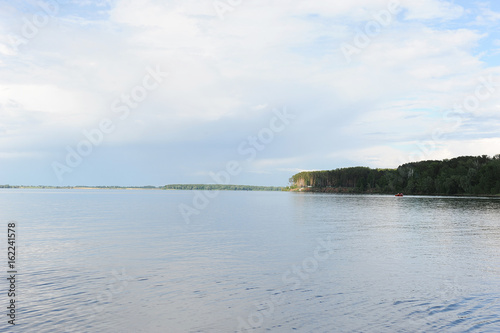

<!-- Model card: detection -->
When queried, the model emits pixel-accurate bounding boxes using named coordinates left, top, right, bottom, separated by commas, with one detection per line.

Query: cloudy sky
left=1, top=0, right=500, bottom=186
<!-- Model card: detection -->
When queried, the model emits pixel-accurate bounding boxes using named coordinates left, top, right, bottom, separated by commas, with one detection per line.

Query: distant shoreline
left=0, top=184, right=287, bottom=191
left=290, top=186, right=500, bottom=197
left=0, top=186, right=159, bottom=190
left=1, top=185, right=499, bottom=197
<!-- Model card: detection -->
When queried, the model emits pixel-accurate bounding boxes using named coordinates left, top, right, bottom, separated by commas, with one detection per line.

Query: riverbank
left=290, top=186, right=500, bottom=197
left=290, top=155, right=500, bottom=196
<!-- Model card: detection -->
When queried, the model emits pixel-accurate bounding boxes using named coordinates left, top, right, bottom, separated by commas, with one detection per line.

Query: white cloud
left=1, top=0, right=499, bottom=184
left=401, top=0, right=464, bottom=20
left=475, top=5, right=500, bottom=24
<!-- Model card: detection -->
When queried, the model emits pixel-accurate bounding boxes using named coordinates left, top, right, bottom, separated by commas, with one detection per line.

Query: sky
left=1, top=0, right=500, bottom=186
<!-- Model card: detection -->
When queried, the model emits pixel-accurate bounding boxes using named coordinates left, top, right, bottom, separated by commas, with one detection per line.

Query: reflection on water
left=0, top=190, right=499, bottom=332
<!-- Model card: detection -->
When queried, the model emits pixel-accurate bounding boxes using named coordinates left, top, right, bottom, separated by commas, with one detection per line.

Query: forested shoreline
left=290, top=155, right=500, bottom=196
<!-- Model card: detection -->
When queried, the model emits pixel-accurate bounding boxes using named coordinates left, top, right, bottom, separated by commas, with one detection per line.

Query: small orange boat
left=395, top=193, right=403, bottom=197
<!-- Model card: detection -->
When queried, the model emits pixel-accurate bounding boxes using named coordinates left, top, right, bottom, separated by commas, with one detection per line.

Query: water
left=1, top=189, right=499, bottom=332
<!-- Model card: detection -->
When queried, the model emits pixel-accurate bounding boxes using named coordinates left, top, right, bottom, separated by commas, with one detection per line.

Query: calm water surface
left=0, top=189, right=499, bottom=332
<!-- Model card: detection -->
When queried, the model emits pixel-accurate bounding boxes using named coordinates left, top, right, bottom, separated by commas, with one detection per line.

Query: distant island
left=290, top=154, right=500, bottom=196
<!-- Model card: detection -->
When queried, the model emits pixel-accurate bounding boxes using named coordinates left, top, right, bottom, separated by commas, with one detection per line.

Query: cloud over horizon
left=1, top=0, right=500, bottom=186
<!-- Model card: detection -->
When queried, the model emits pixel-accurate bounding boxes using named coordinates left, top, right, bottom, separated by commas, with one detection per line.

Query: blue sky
left=1, top=0, right=500, bottom=186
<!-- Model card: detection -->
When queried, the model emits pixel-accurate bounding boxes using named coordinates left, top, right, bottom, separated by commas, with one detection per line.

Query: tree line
left=290, top=155, right=500, bottom=195
left=163, top=184, right=284, bottom=191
